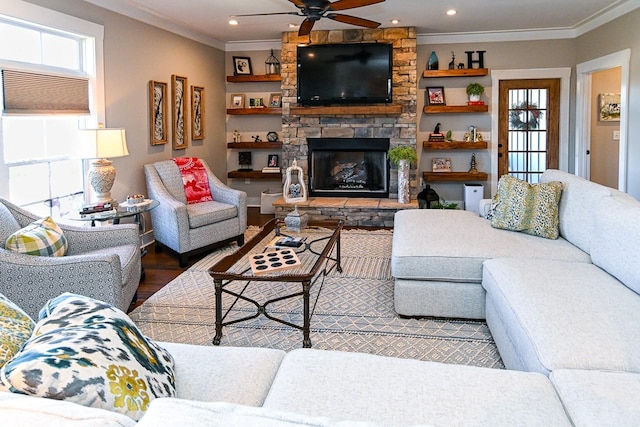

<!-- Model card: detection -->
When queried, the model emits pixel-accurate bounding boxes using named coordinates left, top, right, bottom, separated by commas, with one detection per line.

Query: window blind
left=2, top=69, right=90, bottom=115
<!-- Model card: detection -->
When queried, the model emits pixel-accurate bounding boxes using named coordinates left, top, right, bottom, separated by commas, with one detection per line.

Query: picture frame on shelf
left=171, top=74, right=188, bottom=150
left=249, top=97, right=264, bottom=108
left=427, top=87, right=446, bottom=105
left=191, top=85, right=205, bottom=140
left=230, top=93, right=245, bottom=109
left=149, top=80, right=168, bottom=145
left=233, top=56, right=252, bottom=76
left=268, top=154, right=279, bottom=167
left=269, top=93, right=282, bottom=108
left=432, top=157, right=452, bottom=172
left=238, top=151, right=252, bottom=170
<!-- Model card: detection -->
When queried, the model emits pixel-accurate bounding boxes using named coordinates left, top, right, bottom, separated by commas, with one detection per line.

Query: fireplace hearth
left=308, top=138, right=390, bottom=198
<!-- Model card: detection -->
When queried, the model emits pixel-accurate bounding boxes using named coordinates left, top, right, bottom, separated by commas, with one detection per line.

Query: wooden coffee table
left=209, top=218, right=342, bottom=348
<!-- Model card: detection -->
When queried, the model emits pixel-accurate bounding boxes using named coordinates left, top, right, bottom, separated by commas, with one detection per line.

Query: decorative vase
left=397, top=159, right=410, bottom=204
left=427, top=51, right=439, bottom=71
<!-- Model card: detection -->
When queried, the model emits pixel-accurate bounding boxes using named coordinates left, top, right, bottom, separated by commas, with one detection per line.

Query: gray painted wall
left=24, top=0, right=226, bottom=204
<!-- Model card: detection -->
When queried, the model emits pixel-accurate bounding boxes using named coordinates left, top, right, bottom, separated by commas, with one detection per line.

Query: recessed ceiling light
left=390, top=19, right=400, bottom=24
left=228, top=18, right=239, bottom=26
left=288, top=23, right=298, bottom=28
left=446, top=9, right=457, bottom=16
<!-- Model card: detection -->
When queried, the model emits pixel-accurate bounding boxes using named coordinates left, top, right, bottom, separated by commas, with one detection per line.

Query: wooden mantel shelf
left=290, top=104, right=402, bottom=116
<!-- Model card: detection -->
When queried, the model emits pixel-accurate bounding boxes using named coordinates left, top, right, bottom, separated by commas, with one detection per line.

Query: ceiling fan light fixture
left=446, top=9, right=457, bottom=16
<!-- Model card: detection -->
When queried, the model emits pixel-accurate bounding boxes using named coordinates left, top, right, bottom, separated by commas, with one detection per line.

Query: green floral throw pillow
left=490, top=175, right=563, bottom=239
left=0, top=293, right=175, bottom=420
left=0, top=293, right=35, bottom=367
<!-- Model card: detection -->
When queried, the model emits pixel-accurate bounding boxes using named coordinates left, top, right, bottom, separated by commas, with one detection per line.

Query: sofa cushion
left=391, top=209, right=590, bottom=283
left=172, top=157, right=213, bottom=204
left=540, top=169, right=615, bottom=253
left=483, top=258, right=640, bottom=374
left=264, top=349, right=571, bottom=426
left=591, top=196, right=640, bottom=294
left=5, top=216, right=68, bottom=256
left=157, top=341, right=285, bottom=406
left=550, top=369, right=640, bottom=427
left=153, top=160, right=188, bottom=204
left=137, top=399, right=386, bottom=427
left=0, top=293, right=34, bottom=367
left=490, top=175, right=562, bottom=239
left=0, top=391, right=136, bottom=427
left=0, top=293, right=176, bottom=421
left=186, top=200, right=238, bottom=229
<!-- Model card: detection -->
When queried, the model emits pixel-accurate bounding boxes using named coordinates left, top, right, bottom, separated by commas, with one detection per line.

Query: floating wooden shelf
left=423, top=171, right=488, bottom=182
left=227, top=141, right=282, bottom=149
left=423, top=105, right=489, bottom=114
left=226, top=75, right=281, bottom=83
left=423, top=68, right=489, bottom=78
left=290, top=104, right=402, bottom=116
left=423, top=140, right=488, bottom=150
left=228, top=170, right=282, bottom=180
left=227, top=108, right=282, bottom=115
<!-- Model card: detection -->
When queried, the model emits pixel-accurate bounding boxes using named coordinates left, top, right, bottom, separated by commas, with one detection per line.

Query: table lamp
left=79, top=127, right=129, bottom=204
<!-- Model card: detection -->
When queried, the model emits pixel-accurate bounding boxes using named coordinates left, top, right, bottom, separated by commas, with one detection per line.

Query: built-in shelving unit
left=290, top=104, right=402, bottom=116
left=423, top=171, right=488, bottom=182
left=226, top=108, right=282, bottom=115
left=423, top=141, right=488, bottom=150
left=227, top=75, right=282, bottom=83
left=422, top=68, right=490, bottom=185
left=227, top=170, right=282, bottom=180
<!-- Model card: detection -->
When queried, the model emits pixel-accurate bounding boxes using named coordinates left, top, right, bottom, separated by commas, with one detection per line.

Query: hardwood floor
left=128, top=207, right=274, bottom=312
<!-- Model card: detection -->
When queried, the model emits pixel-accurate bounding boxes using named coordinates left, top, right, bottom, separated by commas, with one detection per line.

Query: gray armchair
left=0, top=198, right=141, bottom=319
left=144, top=159, right=246, bottom=267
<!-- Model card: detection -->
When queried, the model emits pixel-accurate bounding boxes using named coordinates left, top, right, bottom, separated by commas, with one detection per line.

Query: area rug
left=130, top=227, right=504, bottom=369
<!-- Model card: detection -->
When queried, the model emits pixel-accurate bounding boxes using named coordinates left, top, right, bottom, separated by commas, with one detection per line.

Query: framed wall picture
left=249, top=97, right=264, bottom=108
left=269, top=93, right=282, bottom=108
left=233, top=56, right=252, bottom=76
left=149, top=80, right=168, bottom=145
left=432, top=157, right=452, bottom=172
left=230, top=93, right=245, bottom=109
left=427, top=87, right=446, bottom=105
left=191, top=85, right=205, bottom=140
left=171, top=74, right=188, bottom=149
left=599, top=93, right=621, bottom=121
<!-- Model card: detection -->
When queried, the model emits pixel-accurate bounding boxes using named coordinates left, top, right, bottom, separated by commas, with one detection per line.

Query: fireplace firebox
left=308, top=138, right=390, bottom=198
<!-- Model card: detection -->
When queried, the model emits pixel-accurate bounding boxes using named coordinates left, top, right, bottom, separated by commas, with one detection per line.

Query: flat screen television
left=297, top=43, right=392, bottom=106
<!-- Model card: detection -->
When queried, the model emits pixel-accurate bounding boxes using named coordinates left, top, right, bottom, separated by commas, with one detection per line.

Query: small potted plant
left=388, top=146, right=418, bottom=204
left=466, top=82, right=485, bottom=102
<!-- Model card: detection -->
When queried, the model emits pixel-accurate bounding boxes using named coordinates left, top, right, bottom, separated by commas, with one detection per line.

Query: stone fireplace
left=280, top=27, right=418, bottom=200
left=308, top=138, right=390, bottom=198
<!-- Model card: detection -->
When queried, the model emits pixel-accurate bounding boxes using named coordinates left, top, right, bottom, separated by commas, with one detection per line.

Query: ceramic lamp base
left=88, top=158, right=116, bottom=204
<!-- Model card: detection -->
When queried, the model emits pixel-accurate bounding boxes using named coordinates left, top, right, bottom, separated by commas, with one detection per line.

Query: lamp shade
left=79, top=128, right=129, bottom=159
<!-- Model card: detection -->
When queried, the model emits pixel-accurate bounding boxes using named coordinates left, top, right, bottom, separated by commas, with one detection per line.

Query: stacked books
left=262, top=167, right=281, bottom=174
left=266, top=236, right=306, bottom=249
left=428, top=133, right=446, bottom=142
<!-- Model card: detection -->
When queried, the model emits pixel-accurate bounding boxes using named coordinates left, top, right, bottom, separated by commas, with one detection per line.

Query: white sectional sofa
left=2, top=169, right=639, bottom=426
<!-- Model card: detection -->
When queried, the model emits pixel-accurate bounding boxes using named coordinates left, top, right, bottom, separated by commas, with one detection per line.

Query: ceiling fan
left=235, top=0, right=385, bottom=36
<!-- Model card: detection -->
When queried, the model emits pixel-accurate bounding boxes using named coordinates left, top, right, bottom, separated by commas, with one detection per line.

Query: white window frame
left=0, top=0, right=105, bottom=202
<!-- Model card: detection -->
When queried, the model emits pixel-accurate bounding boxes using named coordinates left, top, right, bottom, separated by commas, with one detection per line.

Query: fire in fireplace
left=307, top=138, right=390, bottom=198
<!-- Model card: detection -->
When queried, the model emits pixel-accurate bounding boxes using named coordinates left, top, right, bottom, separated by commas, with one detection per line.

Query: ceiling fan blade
left=288, top=0, right=306, bottom=8
left=299, top=18, right=317, bottom=36
left=329, top=0, right=385, bottom=12
left=234, top=11, right=301, bottom=17
left=327, top=13, right=381, bottom=28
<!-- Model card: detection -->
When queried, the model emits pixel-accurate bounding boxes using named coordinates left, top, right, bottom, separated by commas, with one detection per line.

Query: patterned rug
left=130, top=227, right=504, bottom=369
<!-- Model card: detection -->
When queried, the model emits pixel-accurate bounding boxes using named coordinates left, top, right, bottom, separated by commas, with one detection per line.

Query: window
left=0, top=4, right=103, bottom=217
